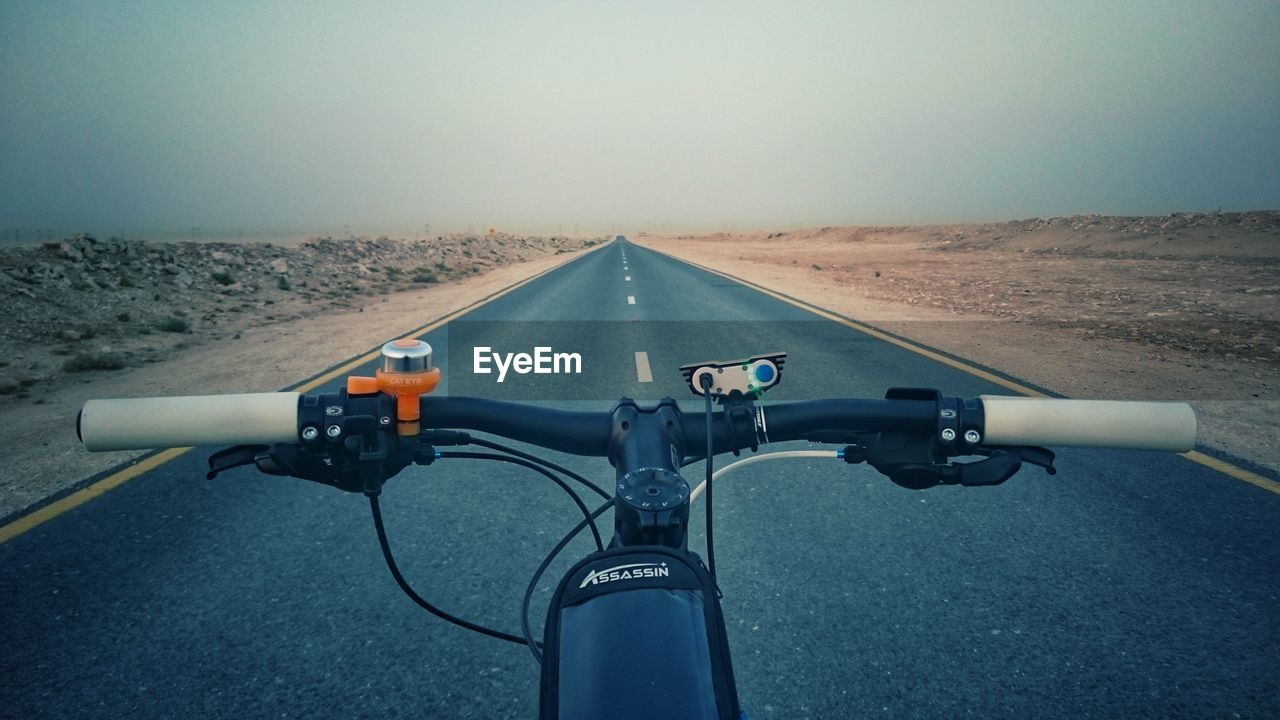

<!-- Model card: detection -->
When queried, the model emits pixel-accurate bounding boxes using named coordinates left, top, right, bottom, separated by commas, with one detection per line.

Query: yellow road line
left=1181, top=451, right=1280, bottom=495
left=0, top=448, right=192, bottom=544
left=644, top=245, right=1280, bottom=495
left=0, top=242, right=611, bottom=545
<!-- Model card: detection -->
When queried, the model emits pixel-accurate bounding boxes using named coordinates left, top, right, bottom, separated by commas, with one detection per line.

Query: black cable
left=703, top=386, right=718, bottom=582
left=369, top=495, right=529, bottom=646
left=438, top=451, right=603, bottom=552
left=466, top=436, right=611, bottom=501
left=522, top=499, right=615, bottom=664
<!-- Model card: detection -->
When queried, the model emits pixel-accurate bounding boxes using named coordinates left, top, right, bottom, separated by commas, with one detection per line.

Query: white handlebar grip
left=78, top=393, right=301, bottom=451
left=980, top=396, right=1197, bottom=452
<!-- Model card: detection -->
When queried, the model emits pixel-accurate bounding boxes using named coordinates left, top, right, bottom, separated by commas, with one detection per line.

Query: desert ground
left=635, top=211, right=1278, bottom=480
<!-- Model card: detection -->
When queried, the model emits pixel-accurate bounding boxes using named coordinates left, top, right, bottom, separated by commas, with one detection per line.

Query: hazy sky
left=2, top=0, right=1278, bottom=237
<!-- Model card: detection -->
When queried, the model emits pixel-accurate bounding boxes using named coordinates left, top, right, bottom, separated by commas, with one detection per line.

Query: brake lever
left=976, top=445, right=1057, bottom=475
left=206, top=445, right=269, bottom=479
left=859, top=448, right=1035, bottom=490
left=234, top=436, right=437, bottom=494
left=953, top=450, right=1023, bottom=486
left=844, top=438, right=1054, bottom=486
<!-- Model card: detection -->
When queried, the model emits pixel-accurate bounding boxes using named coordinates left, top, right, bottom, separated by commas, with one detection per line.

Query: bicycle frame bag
left=539, top=545, right=742, bottom=720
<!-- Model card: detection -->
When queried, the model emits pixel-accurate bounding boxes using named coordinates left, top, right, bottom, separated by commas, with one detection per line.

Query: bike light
left=347, top=338, right=442, bottom=435
left=680, top=352, right=786, bottom=399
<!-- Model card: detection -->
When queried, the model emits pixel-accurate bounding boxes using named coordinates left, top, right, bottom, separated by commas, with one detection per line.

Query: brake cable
left=437, top=451, right=604, bottom=552
left=420, top=430, right=611, bottom=503
left=369, top=448, right=603, bottom=648
left=702, top=381, right=718, bottom=582
left=369, top=495, right=530, bottom=646
left=689, top=450, right=842, bottom=502
left=522, top=499, right=615, bottom=664
left=464, top=437, right=611, bottom=501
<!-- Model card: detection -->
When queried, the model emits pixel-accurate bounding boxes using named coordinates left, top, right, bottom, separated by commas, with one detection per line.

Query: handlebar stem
left=607, top=398, right=692, bottom=549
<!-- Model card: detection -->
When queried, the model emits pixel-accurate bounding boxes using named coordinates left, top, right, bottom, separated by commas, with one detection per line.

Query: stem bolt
left=964, top=429, right=981, bottom=444
left=379, top=416, right=391, bottom=426
left=301, top=426, right=319, bottom=442
left=326, top=424, right=342, bottom=439
left=940, top=428, right=957, bottom=442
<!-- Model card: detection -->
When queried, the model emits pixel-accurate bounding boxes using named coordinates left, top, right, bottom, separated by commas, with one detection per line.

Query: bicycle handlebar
left=78, top=391, right=1198, bottom=455
left=79, top=393, right=301, bottom=451
left=419, top=397, right=613, bottom=455
left=981, top=395, right=1197, bottom=452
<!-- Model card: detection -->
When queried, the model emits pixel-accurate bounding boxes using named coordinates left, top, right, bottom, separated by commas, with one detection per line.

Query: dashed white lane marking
left=625, top=275, right=631, bottom=281
left=635, top=351, right=653, bottom=383
left=627, top=295, right=636, bottom=305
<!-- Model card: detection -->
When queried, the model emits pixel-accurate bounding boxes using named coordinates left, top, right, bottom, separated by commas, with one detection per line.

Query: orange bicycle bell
left=347, top=338, right=441, bottom=435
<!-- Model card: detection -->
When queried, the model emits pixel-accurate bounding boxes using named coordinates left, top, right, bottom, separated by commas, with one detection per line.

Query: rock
left=172, top=270, right=193, bottom=288
left=269, top=258, right=289, bottom=275
left=57, top=242, right=82, bottom=261
left=209, top=250, right=244, bottom=267
left=163, top=263, right=182, bottom=275
left=0, top=272, right=37, bottom=299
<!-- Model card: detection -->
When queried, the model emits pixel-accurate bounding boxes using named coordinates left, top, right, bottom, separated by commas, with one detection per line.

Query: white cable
left=689, top=450, right=840, bottom=503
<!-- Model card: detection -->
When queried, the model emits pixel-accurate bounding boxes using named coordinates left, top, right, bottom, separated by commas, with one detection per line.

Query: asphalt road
left=3, top=240, right=1277, bottom=718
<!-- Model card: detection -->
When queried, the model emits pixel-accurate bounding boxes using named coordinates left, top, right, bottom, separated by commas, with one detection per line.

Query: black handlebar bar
left=417, top=396, right=944, bottom=458
left=420, top=397, right=613, bottom=456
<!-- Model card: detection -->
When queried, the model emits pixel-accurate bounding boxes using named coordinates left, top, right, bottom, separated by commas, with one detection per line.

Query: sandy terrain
left=0, top=236, right=603, bottom=520
left=636, top=212, right=1279, bottom=475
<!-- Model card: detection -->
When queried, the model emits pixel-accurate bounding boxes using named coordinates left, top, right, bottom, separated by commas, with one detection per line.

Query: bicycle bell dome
left=381, top=338, right=434, bottom=373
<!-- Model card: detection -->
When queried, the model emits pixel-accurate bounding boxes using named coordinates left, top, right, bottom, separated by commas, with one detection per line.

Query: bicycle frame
left=539, top=397, right=741, bottom=720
